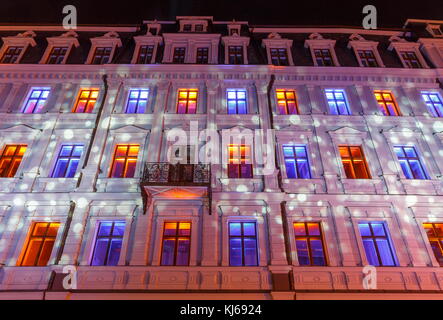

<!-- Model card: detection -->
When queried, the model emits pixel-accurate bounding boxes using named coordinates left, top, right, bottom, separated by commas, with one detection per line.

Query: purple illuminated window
left=358, top=222, right=397, bottom=266
left=229, top=222, right=258, bottom=266
left=91, top=221, right=125, bottom=266
left=421, top=92, right=443, bottom=118
left=394, top=146, right=428, bottom=180
left=283, top=145, right=311, bottom=179
left=52, top=145, right=83, bottom=178
left=227, top=89, right=247, bottom=114
left=126, top=89, right=149, bottom=113
left=161, top=222, right=191, bottom=266
left=22, top=88, right=50, bottom=113
left=325, top=89, right=350, bottom=115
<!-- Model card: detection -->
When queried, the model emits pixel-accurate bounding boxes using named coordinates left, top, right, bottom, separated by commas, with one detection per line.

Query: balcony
left=140, top=163, right=210, bottom=186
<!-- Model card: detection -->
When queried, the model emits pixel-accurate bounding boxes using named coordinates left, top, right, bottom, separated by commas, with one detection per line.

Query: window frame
left=338, top=145, right=371, bottom=179
left=176, top=88, right=198, bottom=114
left=0, top=144, right=27, bottom=178
left=282, top=145, right=312, bottom=179
left=109, top=144, right=140, bottom=178
left=51, top=144, right=84, bottom=178
left=160, top=221, right=192, bottom=266
left=422, top=223, right=443, bottom=266
left=125, top=88, right=150, bottom=114
left=226, top=88, right=248, bottom=114
left=21, top=87, right=51, bottom=114
left=393, top=145, right=429, bottom=180
left=421, top=91, right=443, bottom=117
left=0, top=31, right=37, bottom=64
left=324, top=88, right=351, bottom=115
left=90, top=220, right=126, bottom=266
left=227, top=144, right=254, bottom=179
left=374, top=90, right=401, bottom=116
left=292, top=222, right=328, bottom=266
left=72, top=88, right=100, bottom=113
left=275, top=89, right=299, bottom=115
left=228, top=221, right=259, bottom=267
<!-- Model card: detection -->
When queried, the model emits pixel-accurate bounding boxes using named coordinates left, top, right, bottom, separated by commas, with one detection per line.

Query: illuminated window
left=177, top=89, right=198, bottom=114
left=136, top=45, right=154, bottom=64
left=126, top=89, right=149, bottom=113
left=161, top=222, right=191, bottom=266
left=270, top=48, right=288, bottom=66
left=0, top=145, right=27, bottom=178
left=1, top=46, right=23, bottom=63
left=196, top=47, right=209, bottom=64
left=283, top=145, right=311, bottom=179
left=374, top=91, right=400, bottom=116
left=91, top=221, right=125, bottom=266
left=276, top=89, right=298, bottom=115
left=73, top=89, right=99, bottom=113
left=423, top=223, right=443, bottom=266
left=19, top=222, right=60, bottom=266
left=91, top=47, right=112, bottom=64
left=400, top=51, right=422, bottom=68
left=228, top=144, right=253, bottom=178
left=173, top=47, right=186, bottom=63
left=52, top=145, right=83, bottom=178
left=46, top=47, right=68, bottom=64
left=393, top=146, right=428, bottom=180
left=421, top=91, right=443, bottom=117
left=110, top=144, right=139, bottom=178
left=227, top=89, right=247, bottom=114
left=22, top=88, right=50, bottom=113
left=228, top=46, right=244, bottom=64
left=358, top=222, right=397, bottom=266
left=293, top=222, right=326, bottom=266
left=314, top=49, right=334, bottom=66
left=229, top=222, right=258, bottom=266
left=357, top=49, right=378, bottom=67
left=325, top=89, right=350, bottom=115
left=339, top=146, right=371, bottom=179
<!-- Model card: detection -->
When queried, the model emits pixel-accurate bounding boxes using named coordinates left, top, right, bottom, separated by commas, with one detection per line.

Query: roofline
left=404, top=19, right=443, bottom=28
left=0, top=25, right=140, bottom=32
left=249, top=26, right=403, bottom=36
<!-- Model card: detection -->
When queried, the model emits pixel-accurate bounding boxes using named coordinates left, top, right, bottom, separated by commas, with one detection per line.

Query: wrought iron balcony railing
left=141, top=162, right=210, bottom=186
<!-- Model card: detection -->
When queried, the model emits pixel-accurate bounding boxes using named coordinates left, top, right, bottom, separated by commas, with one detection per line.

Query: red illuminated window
left=276, top=89, right=298, bottom=114
left=339, top=146, right=371, bottom=179
left=293, top=222, right=326, bottom=266
left=423, top=223, right=443, bottom=266
left=19, top=222, right=60, bottom=266
left=177, top=89, right=198, bottom=114
left=0, top=145, right=27, bottom=178
left=161, top=222, right=191, bottom=266
left=374, top=91, right=400, bottom=116
left=110, top=144, right=139, bottom=178
left=228, top=144, right=253, bottom=178
left=72, top=89, right=99, bottom=113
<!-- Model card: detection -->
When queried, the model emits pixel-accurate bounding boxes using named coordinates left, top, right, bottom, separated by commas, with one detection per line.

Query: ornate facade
left=0, top=17, right=443, bottom=299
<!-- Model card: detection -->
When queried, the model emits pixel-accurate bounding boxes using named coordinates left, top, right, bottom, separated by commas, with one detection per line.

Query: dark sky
left=0, top=0, right=442, bottom=28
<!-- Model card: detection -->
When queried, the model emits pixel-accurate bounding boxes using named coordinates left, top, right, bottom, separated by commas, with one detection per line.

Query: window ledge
left=34, top=177, right=78, bottom=192
left=400, top=178, right=442, bottom=195
left=219, top=178, right=263, bottom=192
left=341, top=178, right=385, bottom=194
left=96, top=178, right=140, bottom=192
left=282, top=178, right=325, bottom=193
left=0, top=177, right=19, bottom=192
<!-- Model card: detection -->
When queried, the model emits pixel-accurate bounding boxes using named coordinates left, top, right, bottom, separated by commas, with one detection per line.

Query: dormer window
left=0, top=46, right=23, bottom=63
left=262, top=33, right=294, bottom=66
left=86, top=31, right=122, bottom=65
left=222, top=27, right=249, bottom=65
left=0, top=30, right=36, bottom=64
left=46, top=47, right=68, bottom=64
left=132, top=28, right=163, bottom=64
left=183, top=24, right=192, bottom=32
left=40, top=30, right=79, bottom=65
left=228, top=46, right=244, bottom=64
left=427, top=24, right=443, bottom=37
left=92, top=47, right=112, bottom=64
left=388, top=36, right=429, bottom=69
left=347, top=34, right=384, bottom=68
left=178, top=18, right=209, bottom=32
left=195, top=24, right=204, bottom=32
left=137, top=45, right=154, bottom=64
left=228, top=23, right=241, bottom=36
left=150, top=28, right=158, bottom=36
left=173, top=47, right=186, bottom=63
left=196, top=47, right=209, bottom=64
left=305, top=33, right=339, bottom=67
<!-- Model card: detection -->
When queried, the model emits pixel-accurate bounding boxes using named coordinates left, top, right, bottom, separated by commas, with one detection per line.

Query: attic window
left=195, top=24, right=204, bottom=32
left=183, top=24, right=192, bottom=32
left=431, top=25, right=442, bottom=36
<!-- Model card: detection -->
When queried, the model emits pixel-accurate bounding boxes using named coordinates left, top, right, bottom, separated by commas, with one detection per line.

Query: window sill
left=34, top=177, right=78, bottom=192
left=0, top=177, right=19, bottom=192
left=96, top=177, right=140, bottom=192
left=341, top=178, right=385, bottom=194
left=281, top=178, right=325, bottom=193
left=219, top=178, right=263, bottom=192
left=400, top=178, right=442, bottom=195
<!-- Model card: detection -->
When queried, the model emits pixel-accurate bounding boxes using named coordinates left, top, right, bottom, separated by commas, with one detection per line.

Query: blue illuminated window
left=126, top=89, right=149, bottom=113
left=229, top=221, right=258, bottom=266
left=358, top=222, right=397, bottom=266
left=393, top=146, right=428, bottom=180
left=421, top=91, right=443, bottom=117
left=325, top=89, right=350, bottom=115
left=227, top=89, right=247, bottom=114
left=283, top=145, right=311, bottom=179
left=22, top=88, right=50, bottom=113
left=52, top=145, right=83, bottom=178
left=91, top=221, right=125, bottom=266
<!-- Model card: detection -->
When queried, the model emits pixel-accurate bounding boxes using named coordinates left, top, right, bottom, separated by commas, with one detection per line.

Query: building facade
left=0, top=16, right=443, bottom=299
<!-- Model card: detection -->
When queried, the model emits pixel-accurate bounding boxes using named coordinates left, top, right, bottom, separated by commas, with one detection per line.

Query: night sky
left=0, top=0, right=442, bottom=28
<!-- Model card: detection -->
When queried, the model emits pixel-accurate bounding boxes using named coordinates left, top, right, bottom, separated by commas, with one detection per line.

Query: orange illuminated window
left=73, top=89, right=99, bottom=113
left=110, top=144, right=139, bottom=178
left=339, top=146, right=371, bottom=179
left=423, top=223, right=443, bottom=266
left=19, top=222, right=60, bottom=266
left=161, top=222, right=191, bottom=266
left=228, top=144, right=253, bottom=178
left=0, top=144, right=27, bottom=178
left=293, top=222, right=326, bottom=266
left=177, top=89, right=198, bottom=114
left=374, top=90, right=400, bottom=116
left=276, top=89, right=298, bottom=115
